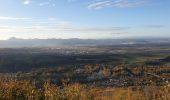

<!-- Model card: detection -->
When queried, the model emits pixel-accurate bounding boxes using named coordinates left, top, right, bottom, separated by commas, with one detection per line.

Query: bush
left=0, top=78, right=170, bottom=100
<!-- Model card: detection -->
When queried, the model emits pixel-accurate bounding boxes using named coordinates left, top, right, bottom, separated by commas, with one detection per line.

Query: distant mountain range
left=0, top=37, right=170, bottom=48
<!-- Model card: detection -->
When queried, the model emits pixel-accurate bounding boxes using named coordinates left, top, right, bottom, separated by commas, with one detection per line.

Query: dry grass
left=0, top=79, right=170, bottom=100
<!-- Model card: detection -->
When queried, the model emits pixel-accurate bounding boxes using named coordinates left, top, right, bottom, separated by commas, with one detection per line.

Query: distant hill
left=0, top=37, right=170, bottom=48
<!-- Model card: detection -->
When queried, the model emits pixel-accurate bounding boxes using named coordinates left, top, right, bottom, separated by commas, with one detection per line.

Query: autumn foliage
left=0, top=78, right=170, bottom=100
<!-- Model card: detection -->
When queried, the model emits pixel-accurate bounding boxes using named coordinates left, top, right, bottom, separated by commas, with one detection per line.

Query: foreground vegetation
left=0, top=77, right=170, bottom=100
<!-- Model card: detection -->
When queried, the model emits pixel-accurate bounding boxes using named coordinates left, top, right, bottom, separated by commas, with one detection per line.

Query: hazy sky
left=0, top=0, right=169, bottom=39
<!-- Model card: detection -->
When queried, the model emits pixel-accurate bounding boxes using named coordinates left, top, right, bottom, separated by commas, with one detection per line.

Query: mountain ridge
left=0, top=37, right=170, bottom=48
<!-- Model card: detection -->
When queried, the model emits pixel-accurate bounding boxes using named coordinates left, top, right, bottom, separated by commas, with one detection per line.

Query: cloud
left=66, top=27, right=129, bottom=33
left=19, top=0, right=151, bottom=9
left=113, top=0, right=147, bottom=8
left=88, top=0, right=148, bottom=10
left=23, top=0, right=31, bottom=5
left=0, top=25, right=129, bottom=34
left=146, top=25, right=165, bottom=29
left=21, top=0, right=57, bottom=7
left=48, top=17, right=57, bottom=21
left=88, top=1, right=113, bottom=10
left=0, top=16, right=31, bottom=20
left=0, top=16, right=129, bottom=35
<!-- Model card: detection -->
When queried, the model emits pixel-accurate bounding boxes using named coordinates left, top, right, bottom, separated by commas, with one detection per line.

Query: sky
left=0, top=0, right=170, bottom=40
